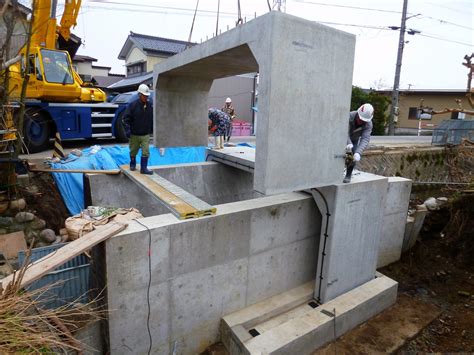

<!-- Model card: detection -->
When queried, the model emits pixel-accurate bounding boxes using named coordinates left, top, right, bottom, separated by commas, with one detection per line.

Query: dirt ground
left=381, top=193, right=474, bottom=352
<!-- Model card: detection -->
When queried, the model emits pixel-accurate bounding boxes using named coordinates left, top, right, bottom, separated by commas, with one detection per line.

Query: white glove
left=345, top=143, right=353, bottom=152
left=354, top=153, right=361, bottom=162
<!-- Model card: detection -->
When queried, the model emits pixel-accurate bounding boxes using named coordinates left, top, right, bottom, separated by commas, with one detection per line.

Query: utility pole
left=388, top=0, right=408, bottom=135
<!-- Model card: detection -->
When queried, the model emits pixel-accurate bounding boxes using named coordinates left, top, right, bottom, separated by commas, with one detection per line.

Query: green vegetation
left=351, top=86, right=390, bottom=135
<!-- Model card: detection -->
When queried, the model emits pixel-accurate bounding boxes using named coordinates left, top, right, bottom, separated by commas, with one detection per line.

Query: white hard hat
left=137, top=84, right=150, bottom=96
left=225, top=97, right=232, bottom=103
left=357, top=103, right=374, bottom=122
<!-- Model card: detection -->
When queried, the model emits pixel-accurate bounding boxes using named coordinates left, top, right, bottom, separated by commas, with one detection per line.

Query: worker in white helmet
left=344, top=103, right=374, bottom=183
left=222, top=97, right=236, bottom=142
left=122, top=83, right=154, bottom=174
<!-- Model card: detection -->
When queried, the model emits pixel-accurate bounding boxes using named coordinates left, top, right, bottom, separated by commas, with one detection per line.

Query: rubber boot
left=140, top=156, right=153, bottom=175
left=219, top=136, right=224, bottom=149
left=130, top=156, right=136, bottom=171
left=343, top=161, right=356, bottom=183
left=214, top=136, right=220, bottom=149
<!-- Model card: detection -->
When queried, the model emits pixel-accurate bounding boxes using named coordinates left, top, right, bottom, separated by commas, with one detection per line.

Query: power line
left=294, top=0, right=473, bottom=31
left=417, top=15, right=472, bottom=30
left=292, top=0, right=403, bottom=14
left=88, top=0, right=253, bottom=17
left=418, top=33, right=473, bottom=47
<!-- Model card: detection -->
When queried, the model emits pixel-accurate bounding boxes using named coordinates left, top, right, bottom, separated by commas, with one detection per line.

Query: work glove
left=345, top=143, right=353, bottom=152
left=354, top=153, right=361, bottom=162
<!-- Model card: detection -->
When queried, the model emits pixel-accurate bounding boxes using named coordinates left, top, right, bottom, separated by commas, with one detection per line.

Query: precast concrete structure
left=83, top=11, right=411, bottom=355
left=153, top=11, right=355, bottom=195
left=87, top=167, right=408, bottom=354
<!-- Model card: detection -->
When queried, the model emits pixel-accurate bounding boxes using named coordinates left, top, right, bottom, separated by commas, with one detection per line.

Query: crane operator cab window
left=40, top=49, right=74, bottom=85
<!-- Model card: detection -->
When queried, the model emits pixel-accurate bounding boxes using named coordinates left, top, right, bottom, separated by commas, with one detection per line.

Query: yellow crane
left=3, top=0, right=123, bottom=152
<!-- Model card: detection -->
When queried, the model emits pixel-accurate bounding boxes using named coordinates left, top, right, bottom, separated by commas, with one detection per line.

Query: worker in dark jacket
left=208, top=108, right=231, bottom=149
left=122, top=84, right=154, bottom=175
left=344, top=103, right=374, bottom=183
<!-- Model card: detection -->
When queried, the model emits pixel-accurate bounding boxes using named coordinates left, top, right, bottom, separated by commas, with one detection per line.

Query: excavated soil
left=19, top=172, right=70, bottom=233
left=382, top=193, right=474, bottom=352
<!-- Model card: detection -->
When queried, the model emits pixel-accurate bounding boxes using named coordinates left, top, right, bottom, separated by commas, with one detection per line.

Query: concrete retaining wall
left=105, top=193, right=321, bottom=354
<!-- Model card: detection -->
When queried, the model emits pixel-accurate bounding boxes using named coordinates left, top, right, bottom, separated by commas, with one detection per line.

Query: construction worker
left=344, top=103, right=374, bottom=183
left=208, top=108, right=231, bottom=149
left=222, top=97, right=236, bottom=142
left=122, top=84, right=154, bottom=175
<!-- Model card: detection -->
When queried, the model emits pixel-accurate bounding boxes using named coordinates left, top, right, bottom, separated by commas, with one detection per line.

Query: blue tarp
left=51, top=145, right=206, bottom=215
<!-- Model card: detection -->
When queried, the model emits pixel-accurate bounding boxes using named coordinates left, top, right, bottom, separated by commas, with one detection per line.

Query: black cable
left=134, top=219, right=153, bottom=355
left=311, top=187, right=331, bottom=303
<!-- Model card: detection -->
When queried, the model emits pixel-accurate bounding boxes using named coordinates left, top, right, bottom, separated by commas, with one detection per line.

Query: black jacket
left=122, top=98, right=153, bottom=136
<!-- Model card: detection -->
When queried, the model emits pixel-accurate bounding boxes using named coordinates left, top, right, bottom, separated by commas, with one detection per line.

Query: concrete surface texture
left=86, top=173, right=169, bottom=217
left=156, top=161, right=260, bottom=205
left=311, top=172, right=388, bottom=303
left=222, top=273, right=397, bottom=354
left=153, top=11, right=355, bottom=194
left=86, top=162, right=258, bottom=214
left=104, top=192, right=320, bottom=354
left=206, top=147, right=256, bottom=173
left=377, top=177, right=412, bottom=268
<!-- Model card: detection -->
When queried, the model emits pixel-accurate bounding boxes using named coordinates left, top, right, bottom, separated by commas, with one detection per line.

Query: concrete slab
left=310, top=172, right=388, bottom=302
left=221, top=273, right=398, bottom=354
left=153, top=11, right=355, bottom=195
left=206, top=147, right=255, bottom=173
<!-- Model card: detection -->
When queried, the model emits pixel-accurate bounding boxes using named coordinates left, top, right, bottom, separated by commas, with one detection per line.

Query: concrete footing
left=221, top=273, right=398, bottom=354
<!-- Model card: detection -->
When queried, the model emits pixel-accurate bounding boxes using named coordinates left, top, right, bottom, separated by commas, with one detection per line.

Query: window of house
left=127, top=62, right=145, bottom=76
left=408, top=107, right=431, bottom=120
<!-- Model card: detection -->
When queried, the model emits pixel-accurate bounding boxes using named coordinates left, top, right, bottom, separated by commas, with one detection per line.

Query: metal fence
left=432, top=119, right=474, bottom=145
left=18, top=243, right=90, bottom=309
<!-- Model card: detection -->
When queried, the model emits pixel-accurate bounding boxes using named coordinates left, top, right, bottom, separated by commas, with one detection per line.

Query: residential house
left=0, top=1, right=30, bottom=58
left=110, top=32, right=256, bottom=123
left=377, top=89, right=473, bottom=135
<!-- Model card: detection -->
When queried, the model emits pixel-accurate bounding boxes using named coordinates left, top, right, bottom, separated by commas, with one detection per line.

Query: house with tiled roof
left=72, top=54, right=124, bottom=93
left=108, top=32, right=193, bottom=92
left=109, top=32, right=257, bottom=124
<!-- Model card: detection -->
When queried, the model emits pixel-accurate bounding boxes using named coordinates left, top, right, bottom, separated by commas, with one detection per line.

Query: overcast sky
left=63, top=0, right=473, bottom=90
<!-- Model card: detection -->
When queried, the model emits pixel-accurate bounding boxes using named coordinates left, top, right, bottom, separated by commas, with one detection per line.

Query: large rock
left=39, top=229, right=56, bottom=243
left=14, top=212, right=35, bottom=223
left=0, top=217, right=13, bottom=227
left=29, top=218, right=46, bottom=230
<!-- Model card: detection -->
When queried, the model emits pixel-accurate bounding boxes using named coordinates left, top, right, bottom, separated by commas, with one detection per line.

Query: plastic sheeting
left=51, top=145, right=206, bottom=215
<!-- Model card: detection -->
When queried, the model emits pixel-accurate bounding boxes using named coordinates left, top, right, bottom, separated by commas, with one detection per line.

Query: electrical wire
left=417, top=33, right=473, bottom=47
left=187, top=0, right=200, bottom=45
left=133, top=219, right=153, bottom=355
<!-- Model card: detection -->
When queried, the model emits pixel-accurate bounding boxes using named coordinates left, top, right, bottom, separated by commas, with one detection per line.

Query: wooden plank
left=121, top=165, right=199, bottom=219
left=0, top=222, right=126, bottom=291
left=29, top=168, right=121, bottom=175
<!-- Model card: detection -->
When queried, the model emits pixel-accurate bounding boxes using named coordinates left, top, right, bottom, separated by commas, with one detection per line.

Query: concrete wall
left=153, top=11, right=355, bottom=195
left=377, top=177, right=412, bottom=268
left=86, top=173, right=169, bottom=217
left=105, top=192, right=321, bottom=354
left=155, top=162, right=260, bottom=205
left=312, top=173, right=388, bottom=302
